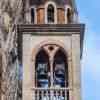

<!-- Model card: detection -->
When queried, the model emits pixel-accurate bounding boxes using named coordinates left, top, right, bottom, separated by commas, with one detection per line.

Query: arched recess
left=67, top=8, right=72, bottom=23
left=45, top=1, right=57, bottom=24
left=31, top=40, right=70, bottom=88
left=53, top=48, right=68, bottom=88
left=35, top=48, right=50, bottom=88
left=65, top=5, right=73, bottom=24
left=30, top=6, right=37, bottom=24
left=47, top=4, right=54, bottom=23
left=33, top=43, right=70, bottom=100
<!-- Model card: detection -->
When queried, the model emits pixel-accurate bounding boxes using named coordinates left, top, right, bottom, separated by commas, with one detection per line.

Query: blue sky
left=76, top=0, right=100, bottom=100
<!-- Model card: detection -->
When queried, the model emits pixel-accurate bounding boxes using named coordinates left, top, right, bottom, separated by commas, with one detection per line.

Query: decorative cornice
left=17, top=24, right=85, bottom=59
left=17, top=24, right=85, bottom=33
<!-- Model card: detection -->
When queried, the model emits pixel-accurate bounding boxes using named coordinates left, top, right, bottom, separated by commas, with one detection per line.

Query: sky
left=76, top=0, right=100, bottom=100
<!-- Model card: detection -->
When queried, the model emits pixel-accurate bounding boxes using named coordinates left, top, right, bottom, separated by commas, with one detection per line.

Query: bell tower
left=17, top=0, right=85, bottom=100
left=24, top=0, right=78, bottom=24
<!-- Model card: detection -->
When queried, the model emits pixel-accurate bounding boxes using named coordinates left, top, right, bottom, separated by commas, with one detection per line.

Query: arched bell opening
left=35, top=49, right=50, bottom=88
left=47, top=4, right=55, bottom=23
left=34, top=45, right=69, bottom=100
left=31, top=8, right=35, bottom=23
left=67, top=8, right=72, bottom=23
left=53, top=49, right=68, bottom=88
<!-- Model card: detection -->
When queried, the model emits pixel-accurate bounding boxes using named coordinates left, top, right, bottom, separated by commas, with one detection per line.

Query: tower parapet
left=24, top=0, right=78, bottom=24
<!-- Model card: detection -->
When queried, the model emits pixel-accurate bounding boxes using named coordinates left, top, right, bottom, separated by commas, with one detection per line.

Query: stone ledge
left=17, top=24, right=85, bottom=34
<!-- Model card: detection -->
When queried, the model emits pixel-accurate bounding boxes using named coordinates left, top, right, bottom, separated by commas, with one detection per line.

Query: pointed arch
left=53, top=48, right=68, bottom=87
left=33, top=44, right=70, bottom=100
left=35, top=48, right=50, bottom=87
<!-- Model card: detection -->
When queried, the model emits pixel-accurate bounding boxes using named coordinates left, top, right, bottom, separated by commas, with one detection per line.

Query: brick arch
left=31, top=40, right=70, bottom=89
left=31, top=39, right=68, bottom=61
left=31, top=40, right=72, bottom=94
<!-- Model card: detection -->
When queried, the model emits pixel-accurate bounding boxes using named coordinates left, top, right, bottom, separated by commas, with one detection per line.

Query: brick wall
left=37, top=8, right=45, bottom=24
left=36, top=8, right=65, bottom=24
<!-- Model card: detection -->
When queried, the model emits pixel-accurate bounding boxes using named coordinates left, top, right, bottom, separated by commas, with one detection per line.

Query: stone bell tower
left=17, top=0, right=85, bottom=100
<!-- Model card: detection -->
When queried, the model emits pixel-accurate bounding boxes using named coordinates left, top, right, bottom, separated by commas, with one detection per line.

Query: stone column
left=23, top=34, right=33, bottom=100
left=25, top=0, right=31, bottom=23
left=0, top=49, right=2, bottom=100
left=31, top=56, right=35, bottom=100
left=71, top=34, right=81, bottom=100
left=68, top=41, right=73, bottom=100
